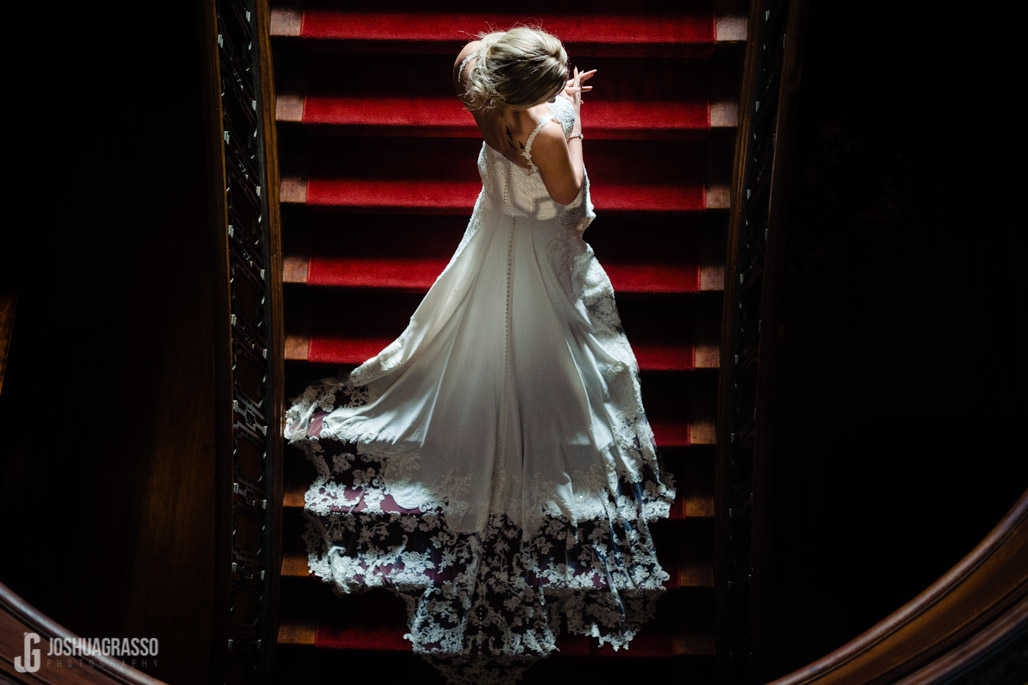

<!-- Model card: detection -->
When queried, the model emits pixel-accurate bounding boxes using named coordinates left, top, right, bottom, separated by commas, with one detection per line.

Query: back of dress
left=475, top=96, right=596, bottom=235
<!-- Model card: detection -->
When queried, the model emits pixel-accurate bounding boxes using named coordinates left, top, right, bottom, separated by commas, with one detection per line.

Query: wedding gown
left=284, top=93, right=676, bottom=684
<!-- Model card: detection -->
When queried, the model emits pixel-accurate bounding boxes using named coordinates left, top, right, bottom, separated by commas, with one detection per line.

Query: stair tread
left=281, top=214, right=724, bottom=291
left=276, top=618, right=713, bottom=656
left=280, top=482, right=712, bottom=519
left=272, top=9, right=717, bottom=53
left=275, top=52, right=734, bottom=138
left=285, top=254, right=719, bottom=294
left=281, top=551, right=713, bottom=589
left=281, top=96, right=732, bottom=138
left=278, top=399, right=711, bottom=448
left=281, top=347, right=718, bottom=449
left=279, top=137, right=722, bottom=212
left=283, top=177, right=722, bottom=213
left=281, top=358, right=716, bottom=448
left=288, top=333, right=715, bottom=372
left=655, top=419, right=708, bottom=447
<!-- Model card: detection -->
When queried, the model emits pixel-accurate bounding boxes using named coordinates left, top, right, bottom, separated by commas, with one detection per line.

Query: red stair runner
left=302, top=258, right=701, bottom=293
left=275, top=0, right=729, bottom=675
left=275, top=6, right=717, bottom=57
left=313, top=624, right=695, bottom=657
left=284, top=138, right=708, bottom=213
left=303, top=334, right=699, bottom=372
left=298, top=97, right=711, bottom=139
left=297, top=13, right=713, bottom=47
left=281, top=54, right=714, bottom=139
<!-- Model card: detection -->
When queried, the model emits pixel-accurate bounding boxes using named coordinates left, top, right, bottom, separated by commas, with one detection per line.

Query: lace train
left=284, top=94, right=676, bottom=684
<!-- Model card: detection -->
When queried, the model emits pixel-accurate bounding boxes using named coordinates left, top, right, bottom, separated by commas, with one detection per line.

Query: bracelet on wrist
left=567, top=132, right=583, bottom=142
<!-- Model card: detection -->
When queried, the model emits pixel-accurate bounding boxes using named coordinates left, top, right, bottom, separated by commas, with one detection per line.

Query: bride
left=285, top=26, right=676, bottom=684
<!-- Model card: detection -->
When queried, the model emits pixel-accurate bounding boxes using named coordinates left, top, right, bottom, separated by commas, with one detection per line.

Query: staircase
left=269, top=2, right=747, bottom=681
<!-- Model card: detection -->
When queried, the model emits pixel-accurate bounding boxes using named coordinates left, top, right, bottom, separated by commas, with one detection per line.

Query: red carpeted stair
left=272, top=1, right=746, bottom=681
left=281, top=137, right=712, bottom=212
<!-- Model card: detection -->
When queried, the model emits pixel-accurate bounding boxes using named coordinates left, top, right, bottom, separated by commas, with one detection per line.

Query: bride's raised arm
left=531, top=66, right=594, bottom=205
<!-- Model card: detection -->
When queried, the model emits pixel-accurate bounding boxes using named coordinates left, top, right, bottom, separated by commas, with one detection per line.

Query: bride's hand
left=561, top=67, right=596, bottom=112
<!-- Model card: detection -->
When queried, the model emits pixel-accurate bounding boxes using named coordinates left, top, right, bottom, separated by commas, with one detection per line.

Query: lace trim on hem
left=302, top=502, right=668, bottom=682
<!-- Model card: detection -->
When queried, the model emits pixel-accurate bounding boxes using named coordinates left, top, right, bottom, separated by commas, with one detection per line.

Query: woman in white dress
left=285, top=26, right=676, bottom=684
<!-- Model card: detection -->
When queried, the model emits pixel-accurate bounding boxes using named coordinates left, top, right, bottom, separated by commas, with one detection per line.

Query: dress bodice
left=476, top=96, right=594, bottom=232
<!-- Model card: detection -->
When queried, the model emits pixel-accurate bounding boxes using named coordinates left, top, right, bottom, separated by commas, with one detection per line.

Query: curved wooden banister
left=0, top=581, right=165, bottom=684
left=769, top=487, right=1028, bottom=684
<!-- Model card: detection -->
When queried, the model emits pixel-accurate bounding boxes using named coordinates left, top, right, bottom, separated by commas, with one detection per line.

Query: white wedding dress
left=285, top=93, right=676, bottom=684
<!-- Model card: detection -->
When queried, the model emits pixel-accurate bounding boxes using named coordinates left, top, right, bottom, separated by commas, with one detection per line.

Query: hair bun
left=464, top=27, right=568, bottom=112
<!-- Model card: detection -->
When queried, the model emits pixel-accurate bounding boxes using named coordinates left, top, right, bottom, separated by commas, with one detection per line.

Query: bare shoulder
left=526, top=119, right=565, bottom=159
left=527, top=119, right=580, bottom=205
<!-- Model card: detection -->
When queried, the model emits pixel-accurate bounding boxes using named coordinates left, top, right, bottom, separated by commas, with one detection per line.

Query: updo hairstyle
left=464, top=27, right=569, bottom=112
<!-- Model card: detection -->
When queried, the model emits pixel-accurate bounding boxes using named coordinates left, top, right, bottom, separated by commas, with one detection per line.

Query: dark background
left=761, top=1, right=1028, bottom=679
left=1, top=4, right=218, bottom=683
left=0, top=2, right=1025, bottom=683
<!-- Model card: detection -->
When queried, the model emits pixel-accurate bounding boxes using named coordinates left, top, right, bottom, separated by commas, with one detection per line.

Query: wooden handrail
left=201, top=0, right=284, bottom=681
left=769, top=487, right=1028, bottom=683
left=0, top=581, right=165, bottom=684
left=714, top=0, right=762, bottom=672
left=255, top=0, right=286, bottom=677
left=749, top=0, right=808, bottom=674
left=715, top=0, right=808, bottom=678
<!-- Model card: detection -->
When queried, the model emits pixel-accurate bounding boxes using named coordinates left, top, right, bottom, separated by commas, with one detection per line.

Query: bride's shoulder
left=525, top=117, right=564, bottom=153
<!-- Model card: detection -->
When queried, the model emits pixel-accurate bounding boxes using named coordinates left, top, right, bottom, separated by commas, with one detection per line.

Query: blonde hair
left=465, top=27, right=569, bottom=112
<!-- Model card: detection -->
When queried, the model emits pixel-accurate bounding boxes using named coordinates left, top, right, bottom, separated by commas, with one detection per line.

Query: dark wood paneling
left=758, top=1, right=1028, bottom=680
left=0, top=4, right=220, bottom=683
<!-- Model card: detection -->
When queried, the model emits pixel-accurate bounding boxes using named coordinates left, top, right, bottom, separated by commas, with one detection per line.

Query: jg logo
left=14, top=632, right=40, bottom=673
left=11, top=632, right=158, bottom=672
